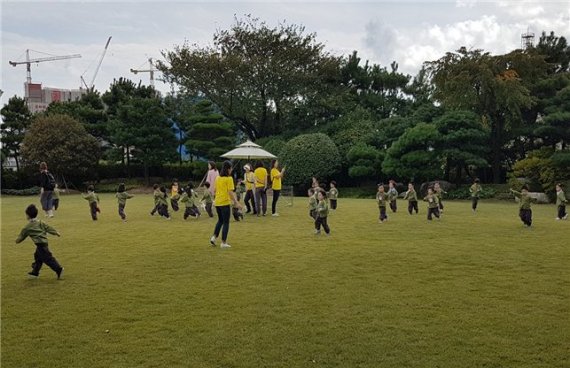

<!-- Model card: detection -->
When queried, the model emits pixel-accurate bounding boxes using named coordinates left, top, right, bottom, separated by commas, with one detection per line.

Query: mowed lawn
left=1, top=194, right=569, bottom=368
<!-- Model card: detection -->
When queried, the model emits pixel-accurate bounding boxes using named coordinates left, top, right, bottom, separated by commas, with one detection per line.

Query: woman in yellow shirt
left=243, top=164, right=257, bottom=215
left=270, top=159, right=286, bottom=216
left=210, top=161, right=241, bottom=249
left=254, top=161, right=268, bottom=216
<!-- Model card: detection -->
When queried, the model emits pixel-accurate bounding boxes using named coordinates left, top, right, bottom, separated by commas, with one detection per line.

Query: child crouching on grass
left=308, top=188, right=317, bottom=220
left=116, top=183, right=134, bottom=222
left=201, top=182, right=214, bottom=218
left=376, top=184, right=388, bottom=223
left=16, top=204, right=63, bottom=279
left=424, top=188, right=440, bottom=221
left=555, top=183, right=568, bottom=220
left=180, top=184, right=201, bottom=220
left=83, top=185, right=100, bottom=221
left=314, top=190, right=330, bottom=235
left=511, top=186, right=537, bottom=227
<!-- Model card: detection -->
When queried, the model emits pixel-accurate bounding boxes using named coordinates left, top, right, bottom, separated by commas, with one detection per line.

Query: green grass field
left=1, top=194, right=569, bottom=368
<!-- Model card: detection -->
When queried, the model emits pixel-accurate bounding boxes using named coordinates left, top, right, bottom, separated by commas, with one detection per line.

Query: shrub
left=256, top=136, right=287, bottom=157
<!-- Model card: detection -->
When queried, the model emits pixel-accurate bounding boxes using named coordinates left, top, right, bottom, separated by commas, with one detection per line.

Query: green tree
left=280, top=133, right=341, bottom=186
left=0, top=96, right=32, bottom=171
left=185, top=100, right=235, bottom=160
left=20, top=114, right=100, bottom=178
left=346, top=143, right=383, bottom=182
left=159, top=16, right=342, bottom=139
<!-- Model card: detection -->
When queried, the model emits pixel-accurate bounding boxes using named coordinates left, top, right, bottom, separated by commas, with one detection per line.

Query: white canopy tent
left=221, top=140, right=276, bottom=160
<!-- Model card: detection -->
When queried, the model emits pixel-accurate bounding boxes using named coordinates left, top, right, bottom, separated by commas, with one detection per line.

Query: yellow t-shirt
left=245, top=172, right=255, bottom=191
left=254, top=167, right=268, bottom=188
left=214, top=176, right=235, bottom=206
left=271, top=168, right=282, bottom=190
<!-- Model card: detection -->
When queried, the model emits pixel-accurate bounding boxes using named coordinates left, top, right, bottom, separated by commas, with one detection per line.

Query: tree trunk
left=14, top=155, right=20, bottom=171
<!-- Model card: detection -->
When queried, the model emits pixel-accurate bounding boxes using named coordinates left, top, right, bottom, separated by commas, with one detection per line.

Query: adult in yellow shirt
left=254, top=161, right=268, bottom=216
left=243, top=164, right=257, bottom=215
left=270, top=159, right=286, bottom=217
left=210, top=161, right=241, bottom=249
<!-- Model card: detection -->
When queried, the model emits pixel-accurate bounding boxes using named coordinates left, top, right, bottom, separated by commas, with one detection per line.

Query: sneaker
left=28, top=272, right=39, bottom=279
left=56, top=268, right=64, bottom=280
left=556, top=217, right=561, bottom=221
left=220, top=243, right=232, bottom=249
left=272, top=213, right=279, bottom=217
left=314, top=230, right=321, bottom=235
left=209, top=235, right=217, bottom=247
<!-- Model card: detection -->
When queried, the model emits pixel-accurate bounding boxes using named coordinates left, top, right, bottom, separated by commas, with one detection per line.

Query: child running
left=201, top=182, right=214, bottom=218
left=170, top=179, right=180, bottom=212
left=434, top=182, right=447, bottom=213
left=52, top=183, right=63, bottom=213
left=15, top=204, right=64, bottom=279
left=510, top=186, right=536, bottom=227
left=314, top=190, right=331, bottom=235
left=555, top=183, right=568, bottom=220
left=470, top=178, right=482, bottom=213
left=388, top=180, right=398, bottom=213
left=157, top=186, right=171, bottom=220
left=308, top=188, right=318, bottom=220
left=180, top=184, right=200, bottom=220
left=328, top=181, right=339, bottom=210
left=150, top=184, right=161, bottom=216
left=403, top=183, right=419, bottom=215
left=376, top=184, right=388, bottom=223
left=424, top=188, right=440, bottom=221
left=116, top=183, right=134, bottom=222
left=83, top=185, right=100, bottom=221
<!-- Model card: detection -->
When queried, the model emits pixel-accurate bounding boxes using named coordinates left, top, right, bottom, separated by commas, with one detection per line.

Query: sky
left=1, top=0, right=569, bottom=106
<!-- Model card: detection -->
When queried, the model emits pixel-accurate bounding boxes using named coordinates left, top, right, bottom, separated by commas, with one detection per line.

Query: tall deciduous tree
left=0, top=96, right=32, bottom=171
left=158, top=16, right=342, bottom=139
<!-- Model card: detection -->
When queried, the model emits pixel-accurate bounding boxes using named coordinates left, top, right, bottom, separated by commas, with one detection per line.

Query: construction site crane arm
left=89, top=36, right=112, bottom=88
left=9, top=54, right=81, bottom=66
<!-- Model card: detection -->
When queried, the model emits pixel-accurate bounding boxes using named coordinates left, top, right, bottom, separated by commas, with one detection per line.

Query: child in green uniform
left=170, top=179, right=180, bottom=212
left=424, top=188, right=440, bottom=221
left=314, top=190, right=330, bottom=235
left=52, top=184, right=63, bottom=212
left=434, top=182, right=447, bottom=213
left=403, top=183, right=419, bottom=215
left=83, top=185, right=100, bottom=221
left=116, top=183, right=134, bottom=222
left=511, top=186, right=537, bottom=227
left=16, top=204, right=63, bottom=279
left=387, top=180, right=398, bottom=213
left=469, top=178, right=482, bottom=212
left=328, top=181, right=339, bottom=210
left=202, top=182, right=214, bottom=218
left=376, top=184, right=388, bottom=223
left=555, top=183, right=568, bottom=220
left=157, top=186, right=171, bottom=219
left=180, top=184, right=201, bottom=219
left=150, top=184, right=161, bottom=216
left=308, top=188, right=318, bottom=219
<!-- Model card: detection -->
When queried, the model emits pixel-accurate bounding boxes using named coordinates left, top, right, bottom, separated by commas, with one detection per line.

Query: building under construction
left=24, top=82, right=85, bottom=114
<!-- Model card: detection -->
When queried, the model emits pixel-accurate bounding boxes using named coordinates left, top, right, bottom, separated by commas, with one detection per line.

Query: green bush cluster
left=1, top=187, right=41, bottom=196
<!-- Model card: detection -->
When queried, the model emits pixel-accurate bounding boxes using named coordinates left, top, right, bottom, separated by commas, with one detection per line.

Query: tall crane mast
left=130, top=58, right=156, bottom=87
left=9, top=50, right=81, bottom=84
left=81, top=36, right=112, bottom=90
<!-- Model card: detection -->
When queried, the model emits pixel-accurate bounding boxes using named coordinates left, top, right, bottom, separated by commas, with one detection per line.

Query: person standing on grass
left=254, top=161, right=268, bottom=216
left=470, top=178, right=482, bottom=213
left=308, top=188, right=318, bottom=219
left=314, top=190, right=331, bottom=235
left=210, top=161, right=242, bottom=248
left=555, top=183, right=568, bottom=220
left=424, top=188, right=441, bottom=221
left=15, top=204, right=64, bottom=280
left=388, top=180, right=398, bottom=213
left=510, top=186, right=536, bottom=227
left=376, top=184, right=389, bottom=223
left=434, top=181, right=447, bottom=213
left=206, top=161, right=219, bottom=197
left=243, top=164, right=257, bottom=215
left=116, top=183, right=134, bottom=222
left=51, top=183, right=63, bottom=213
left=270, top=159, right=286, bottom=217
left=328, top=181, right=339, bottom=210
left=403, top=182, right=419, bottom=215
left=201, top=182, right=214, bottom=218
left=39, top=162, right=56, bottom=218
left=83, top=185, right=100, bottom=221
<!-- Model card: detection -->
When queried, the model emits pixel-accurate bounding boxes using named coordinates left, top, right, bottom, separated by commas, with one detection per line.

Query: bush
left=446, top=185, right=498, bottom=200
left=256, top=136, right=286, bottom=157
left=1, top=186, right=41, bottom=196
left=280, top=133, right=341, bottom=186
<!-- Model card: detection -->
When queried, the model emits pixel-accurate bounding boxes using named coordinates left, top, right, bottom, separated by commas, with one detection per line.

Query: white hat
left=243, top=164, right=251, bottom=171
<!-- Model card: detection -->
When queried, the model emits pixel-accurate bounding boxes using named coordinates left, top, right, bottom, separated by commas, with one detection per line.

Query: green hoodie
left=83, top=191, right=99, bottom=204
left=423, top=193, right=439, bottom=209
left=316, top=200, right=329, bottom=218
left=403, top=189, right=417, bottom=202
left=116, top=192, right=134, bottom=205
left=376, top=192, right=388, bottom=208
left=469, top=184, right=482, bottom=198
left=16, top=219, right=59, bottom=244
left=511, top=190, right=536, bottom=209
left=556, top=190, right=567, bottom=206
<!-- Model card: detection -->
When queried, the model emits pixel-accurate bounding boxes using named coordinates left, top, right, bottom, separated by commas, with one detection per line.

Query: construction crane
left=81, top=36, right=112, bottom=90
left=130, top=58, right=156, bottom=87
left=9, top=50, right=81, bottom=84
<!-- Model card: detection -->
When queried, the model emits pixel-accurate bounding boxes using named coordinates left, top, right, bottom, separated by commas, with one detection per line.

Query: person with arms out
left=511, top=186, right=537, bottom=227
left=403, top=183, right=419, bottom=215
left=116, top=183, right=134, bottom=222
left=424, top=188, right=441, bottom=221
left=270, top=160, right=286, bottom=216
left=254, top=161, right=268, bottom=216
left=210, top=161, right=242, bottom=248
left=15, top=204, right=64, bottom=279
left=180, top=183, right=201, bottom=220
left=83, top=185, right=100, bottom=221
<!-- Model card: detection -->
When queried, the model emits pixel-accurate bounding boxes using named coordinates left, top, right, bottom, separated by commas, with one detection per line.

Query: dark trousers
left=214, top=205, right=231, bottom=242
left=472, top=197, right=479, bottom=210
left=118, top=203, right=126, bottom=220
left=255, top=188, right=267, bottom=215
left=89, top=201, right=98, bottom=220
left=439, top=201, right=444, bottom=211
left=519, top=208, right=532, bottom=226
left=205, top=203, right=214, bottom=217
left=233, top=207, right=244, bottom=221
left=379, top=206, right=387, bottom=221
left=31, top=243, right=62, bottom=276
left=310, top=209, right=317, bottom=220
left=158, top=204, right=170, bottom=218
left=151, top=203, right=159, bottom=215
left=315, top=216, right=330, bottom=234
left=390, top=200, right=397, bottom=213
left=558, top=205, right=567, bottom=219
left=427, top=207, right=440, bottom=220
left=272, top=190, right=281, bottom=214
left=52, top=199, right=60, bottom=211
left=408, top=201, right=418, bottom=214
left=40, top=191, right=53, bottom=211
left=171, top=199, right=180, bottom=212
left=330, top=199, right=337, bottom=210
left=184, top=205, right=200, bottom=219
left=244, top=190, right=256, bottom=214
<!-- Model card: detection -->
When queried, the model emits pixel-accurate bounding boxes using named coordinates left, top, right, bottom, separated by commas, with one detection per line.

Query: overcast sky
left=1, top=0, right=569, bottom=106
